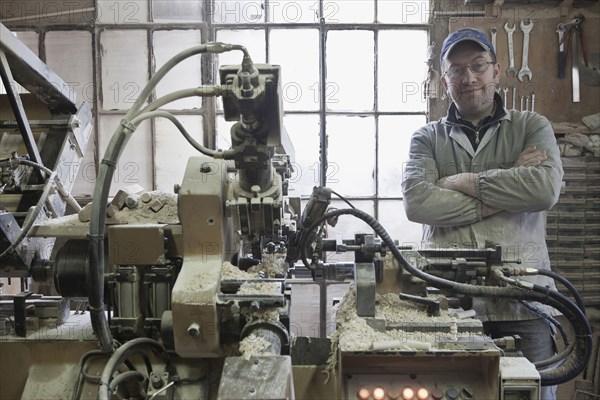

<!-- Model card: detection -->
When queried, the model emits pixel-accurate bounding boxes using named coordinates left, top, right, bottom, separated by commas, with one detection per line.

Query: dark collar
left=446, top=92, right=507, bottom=131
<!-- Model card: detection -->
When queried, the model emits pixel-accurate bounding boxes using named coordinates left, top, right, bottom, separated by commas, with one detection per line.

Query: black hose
left=518, top=300, right=570, bottom=349
left=107, top=370, right=145, bottom=396
left=98, top=338, right=169, bottom=400
left=299, top=207, right=592, bottom=386
left=71, top=350, right=107, bottom=400
left=536, top=268, right=586, bottom=314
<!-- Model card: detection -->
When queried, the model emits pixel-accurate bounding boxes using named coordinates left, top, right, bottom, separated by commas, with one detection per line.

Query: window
left=210, top=0, right=429, bottom=244
left=4, top=0, right=429, bottom=243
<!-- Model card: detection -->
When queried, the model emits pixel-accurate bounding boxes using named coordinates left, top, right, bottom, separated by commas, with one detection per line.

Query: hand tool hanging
left=518, top=19, right=534, bottom=82
left=559, top=16, right=583, bottom=102
left=504, top=22, right=517, bottom=78
left=556, top=24, right=566, bottom=79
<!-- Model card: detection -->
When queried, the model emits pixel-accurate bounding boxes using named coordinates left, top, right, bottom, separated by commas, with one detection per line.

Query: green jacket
left=402, top=103, right=564, bottom=321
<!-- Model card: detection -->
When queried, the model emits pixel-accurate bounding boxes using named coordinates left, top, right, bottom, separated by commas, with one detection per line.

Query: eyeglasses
left=443, top=60, right=495, bottom=80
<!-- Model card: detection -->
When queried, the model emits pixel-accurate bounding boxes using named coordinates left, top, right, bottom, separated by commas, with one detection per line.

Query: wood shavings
left=239, top=333, right=274, bottom=360
left=241, top=307, right=282, bottom=324
left=221, top=262, right=260, bottom=280
left=323, top=285, right=481, bottom=380
left=238, top=281, right=280, bottom=295
left=247, top=255, right=287, bottom=278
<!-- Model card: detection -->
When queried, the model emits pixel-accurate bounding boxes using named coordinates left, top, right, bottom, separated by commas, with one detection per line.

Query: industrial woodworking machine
left=0, top=28, right=591, bottom=400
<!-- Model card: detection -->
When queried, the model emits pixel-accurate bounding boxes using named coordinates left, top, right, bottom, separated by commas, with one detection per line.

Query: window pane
left=327, top=116, right=375, bottom=196
left=378, top=0, right=430, bottom=24
left=323, top=1, right=373, bottom=24
left=284, top=114, right=320, bottom=197
left=98, top=0, right=148, bottom=24
left=15, top=31, right=39, bottom=55
left=215, top=29, right=266, bottom=111
left=270, top=0, right=318, bottom=24
left=100, top=30, right=148, bottom=111
left=98, top=115, right=153, bottom=195
left=270, top=29, right=319, bottom=111
left=379, top=200, right=424, bottom=248
left=154, top=115, right=204, bottom=190
left=378, top=30, right=428, bottom=112
left=153, top=30, right=203, bottom=110
left=379, top=115, right=426, bottom=197
left=213, top=0, right=265, bottom=24
left=71, top=137, right=97, bottom=197
left=0, top=31, right=37, bottom=95
left=327, top=31, right=374, bottom=111
left=216, top=29, right=266, bottom=65
left=45, top=30, right=93, bottom=107
left=216, top=116, right=235, bottom=150
left=153, top=0, right=202, bottom=21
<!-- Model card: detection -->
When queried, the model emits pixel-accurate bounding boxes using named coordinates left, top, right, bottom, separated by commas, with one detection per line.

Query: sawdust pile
left=247, top=255, right=287, bottom=278
left=221, top=262, right=260, bottom=280
left=113, top=190, right=178, bottom=224
left=238, top=281, right=280, bottom=295
left=239, top=333, right=275, bottom=360
left=323, top=285, right=478, bottom=382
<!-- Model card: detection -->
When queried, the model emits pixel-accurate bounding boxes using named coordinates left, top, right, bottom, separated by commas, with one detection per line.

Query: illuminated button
left=402, top=387, right=415, bottom=400
left=431, top=389, right=444, bottom=400
left=388, top=388, right=401, bottom=400
left=373, top=387, right=386, bottom=400
left=446, top=388, right=459, bottom=400
left=357, top=387, right=370, bottom=400
left=417, top=388, right=429, bottom=400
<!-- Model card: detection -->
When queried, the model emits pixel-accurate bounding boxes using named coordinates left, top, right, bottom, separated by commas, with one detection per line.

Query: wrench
left=512, top=86, right=517, bottom=109
left=503, top=87, right=508, bottom=108
left=504, top=22, right=517, bottom=77
left=490, top=27, right=497, bottom=52
left=518, top=19, right=534, bottom=82
left=520, top=95, right=525, bottom=111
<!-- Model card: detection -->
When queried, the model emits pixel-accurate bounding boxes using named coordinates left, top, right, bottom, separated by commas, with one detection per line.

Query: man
left=401, top=27, right=564, bottom=399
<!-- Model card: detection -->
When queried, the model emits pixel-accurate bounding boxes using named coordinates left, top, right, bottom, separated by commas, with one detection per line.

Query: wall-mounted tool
left=531, top=93, right=536, bottom=112
left=512, top=86, right=517, bottom=110
left=557, top=24, right=566, bottom=78
left=518, top=19, right=534, bottom=82
left=503, top=87, right=508, bottom=109
left=520, top=95, right=525, bottom=111
left=490, top=27, right=497, bottom=52
left=504, top=22, right=517, bottom=77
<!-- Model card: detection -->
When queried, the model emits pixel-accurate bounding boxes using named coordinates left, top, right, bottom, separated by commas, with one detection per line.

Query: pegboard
left=449, top=13, right=599, bottom=123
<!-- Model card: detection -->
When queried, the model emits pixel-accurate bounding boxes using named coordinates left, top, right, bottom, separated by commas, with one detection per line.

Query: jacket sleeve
left=475, top=114, right=564, bottom=212
left=402, top=126, right=483, bottom=227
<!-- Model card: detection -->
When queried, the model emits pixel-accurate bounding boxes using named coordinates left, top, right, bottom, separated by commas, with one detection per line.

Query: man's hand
left=436, top=172, right=478, bottom=197
left=437, top=173, right=504, bottom=218
left=514, top=146, right=547, bottom=167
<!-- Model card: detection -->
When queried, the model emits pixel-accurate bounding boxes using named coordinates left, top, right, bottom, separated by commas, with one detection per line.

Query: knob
left=446, top=388, right=459, bottom=400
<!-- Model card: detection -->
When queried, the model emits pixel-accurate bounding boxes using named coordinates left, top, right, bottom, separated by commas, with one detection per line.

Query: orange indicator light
left=402, top=387, right=415, bottom=400
left=373, top=387, right=386, bottom=400
left=417, top=388, right=430, bottom=400
left=357, top=387, right=370, bottom=400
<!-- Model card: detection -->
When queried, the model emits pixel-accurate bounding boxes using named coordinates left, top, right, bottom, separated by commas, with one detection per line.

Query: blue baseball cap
left=440, top=27, right=496, bottom=63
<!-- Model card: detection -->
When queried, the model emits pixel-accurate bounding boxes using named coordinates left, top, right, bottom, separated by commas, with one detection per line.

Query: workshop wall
left=430, top=1, right=600, bottom=124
